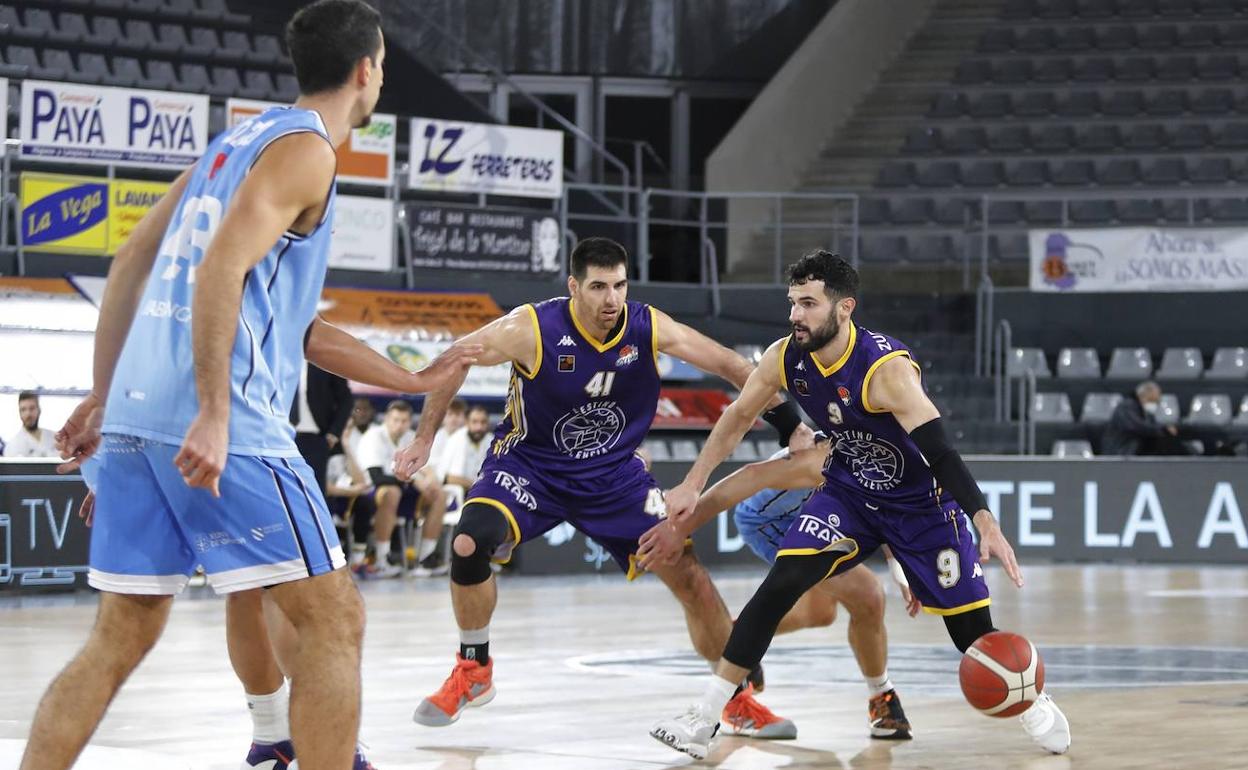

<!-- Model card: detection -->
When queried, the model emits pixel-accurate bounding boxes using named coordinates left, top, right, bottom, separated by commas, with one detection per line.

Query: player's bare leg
left=21, top=593, right=172, bottom=770
left=412, top=469, right=448, bottom=575
left=266, top=569, right=364, bottom=770
left=368, top=485, right=402, bottom=577
left=652, top=550, right=796, bottom=740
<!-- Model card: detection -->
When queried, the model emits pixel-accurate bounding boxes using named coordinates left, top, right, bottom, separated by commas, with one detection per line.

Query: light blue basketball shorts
left=84, top=433, right=344, bottom=595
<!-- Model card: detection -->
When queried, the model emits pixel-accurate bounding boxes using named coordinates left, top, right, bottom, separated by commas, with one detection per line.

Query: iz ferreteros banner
left=20, top=80, right=208, bottom=169
left=408, top=118, right=564, bottom=199
left=225, top=98, right=396, bottom=186
left=20, top=173, right=170, bottom=256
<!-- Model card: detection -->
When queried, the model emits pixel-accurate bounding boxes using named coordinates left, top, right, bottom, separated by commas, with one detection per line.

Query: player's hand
left=663, top=482, right=700, bottom=524
left=637, top=519, right=686, bottom=571
left=393, top=435, right=432, bottom=482
left=885, top=552, right=922, bottom=617
left=787, top=422, right=817, bottom=451
left=56, top=392, right=105, bottom=474
left=175, top=412, right=229, bottom=497
left=973, top=509, right=1023, bottom=588
left=408, top=342, right=484, bottom=393
left=79, top=489, right=96, bottom=528
left=326, top=433, right=340, bottom=449
left=899, top=581, right=922, bottom=617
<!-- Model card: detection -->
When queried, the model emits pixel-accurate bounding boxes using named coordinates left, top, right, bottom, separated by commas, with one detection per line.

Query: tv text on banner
left=1031, top=227, right=1248, bottom=292
left=408, top=118, right=563, bottom=199
left=330, top=195, right=394, bottom=272
left=20, top=173, right=170, bottom=256
left=20, top=80, right=207, bottom=169
left=225, top=98, right=396, bottom=187
left=409, top=203, right=562, bottom=273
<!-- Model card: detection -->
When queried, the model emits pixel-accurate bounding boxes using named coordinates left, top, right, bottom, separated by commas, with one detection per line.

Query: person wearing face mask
left=1102, top=380, right=1184, bottom=456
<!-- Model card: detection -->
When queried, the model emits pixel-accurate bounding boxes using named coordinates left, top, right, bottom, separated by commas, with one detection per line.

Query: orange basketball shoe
left=721, top=683, right=797, bottom=739
left=413, top=654, right=496, bottom=726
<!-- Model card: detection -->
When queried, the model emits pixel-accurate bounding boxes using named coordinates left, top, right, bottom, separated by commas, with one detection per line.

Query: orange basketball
left=958, top=631, right=1045, bottom=718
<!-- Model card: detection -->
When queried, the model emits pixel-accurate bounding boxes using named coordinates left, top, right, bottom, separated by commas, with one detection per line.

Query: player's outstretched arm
left=305, top=317, right=480, bottom=394
left=687, top=445, right=825, bottom=535
left=177, top=133, right=335, bottom=496
left=653, top=309, right=811, bottom=448
left=868, top=356, right=1023, bottom=588
left=394, top=305, right=537, bottom=480
left=666, top=340, right=787, bottom=521
left=56, top=169, right=193, bottom=473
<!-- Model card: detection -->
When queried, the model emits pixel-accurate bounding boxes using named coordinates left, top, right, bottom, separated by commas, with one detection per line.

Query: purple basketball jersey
left=491, top=298, right=660, bottom=479
left=779, top=323, right=948, bottom=511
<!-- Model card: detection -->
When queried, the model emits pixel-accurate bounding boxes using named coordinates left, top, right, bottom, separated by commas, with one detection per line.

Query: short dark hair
left=286, top=0, right=382, bottom=95
left=447, top=398, right=467, bottom=415
left=787, top=250, right=859, bottom=300
left=466, top=404, right=490, bottom=419
left=17, top=391, right=38, bottom=403
left=570, top=237, right=628, bottom=280
left=385, top=399, right=412, bottom=415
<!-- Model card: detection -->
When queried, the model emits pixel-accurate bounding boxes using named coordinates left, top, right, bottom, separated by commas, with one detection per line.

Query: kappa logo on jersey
left=616, top=344, right=639, bottom=367
left=837, top=386, right=852, bottom=406
left=827, top=402, right=844, bottom=425
left=558, top=354, right=576, bottom=372
left=553, top=402, right=626, bottom=459
left=795, top=513, right=845, bottom=544
left=794, top=378, right=809, bottom=396
left=796, top=360, right=805, bottom=371
left=972, top=562, right=984, bottom=579
left=558, top=335, right=576, bottom=347
left=832, top=431, right=905, bottom=492
left=490, top=470, right=538, bottom=510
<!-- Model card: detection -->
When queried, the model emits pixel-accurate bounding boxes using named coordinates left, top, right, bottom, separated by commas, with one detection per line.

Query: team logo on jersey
left=796, top=360, right=805, bottom=371
left=793, top=378, right=809, bottom=396
left=616, top=344, right=639, bottom=367
left=831, top=430, right=904, bottom=491
left=827, top=402, right=843, bottom=425
left=554, top=402, right=627, bottom=459
left=837, top=386, right=852, bottom=405
left=972, top=562, right=984, bottom=579
left=558, top=335, right=576, bottom=346
left=208, top=152, right=228, bottom=179
left=558, top=354, right=576, bottom=372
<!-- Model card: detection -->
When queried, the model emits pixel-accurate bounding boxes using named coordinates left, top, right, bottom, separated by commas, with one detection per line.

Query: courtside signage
left=330, top=195, right=394, bottom=272
left=1031, top=227, right=1248, bottom=292
left=226, top=98, right=396, bottom=186
left=20, top=80, right=207, bottom=169
left=20, top=173, right=170, bottom=256
left=408, top=118, right=563, bottom=199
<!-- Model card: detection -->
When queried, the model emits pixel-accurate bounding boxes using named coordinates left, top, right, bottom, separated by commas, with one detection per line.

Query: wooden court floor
left=1, top=563, right=1246, bottom=769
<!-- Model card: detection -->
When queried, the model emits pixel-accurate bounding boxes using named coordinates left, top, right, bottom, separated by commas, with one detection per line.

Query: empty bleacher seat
left=1186, top=393, right=1233, bottom=425
left=1178, top=24, right=1218, bottom=47
left=1234, top=395, right=1248, bottom=425
left=1147, top=90, right=1188, bottom=116
left=1097, top=26, right=1137, bottom=50
left=1024, top=200, right=1064, bottom=224
left=946, top=127, right=987, bottom=154
left=1117, top=199, right=1162, bottom=223
left=1106, top=347, right=1154, bottom=378
left=220, top=31, right=253, bottom=64
left=1061, top=91, right=1101, bottom=117
left=1157, top=393, right=1181, bottom=425
left=1124, top=124, right=1167, bottom=151
left=891, top=199, right=933, bottom=224
left=1198, top=54, right=1237, bottom=81
left=241, top=70, right=276, bottom=101
left=209, top=66, right=243, bottom=98
left=1157, top=347, right=1204, bottom=379
left=251, top=34, right=285, bottom=67
left=1035, top=59, right=1074, bottom=82
left=1077, top=125, right=1121, bottom=151
left=1188, top=158, right=1232, bottom=185
left=1116, top=57, right=1155, bottom=82
left=1008, top=160, right=1050, bottom=186
left=971, top=93, right=1013, bottom=119
left=1098, top=159, right=1140, bottom=185
left=965, top=160, right=1006, bottom=187
left=860, top=234, right=908, bottom=263
left=987, top=200, right=1025, bottom=224
left=1077, top=0, right=1116, bottom=17
left=1033, top=125, right=1074, bottom=152
left=904, top=127, right=941, bottom=154
left=1017, top=28, right=1057, bottom=52
left=177, top=63, right=212, bottom=93
left=996, top=59, right=1035, bottom=83
left=1054, top=160, right=1096, bottom=186
left=1032, top=393, right=1075, bottom=423
left=144, top=60, right=178, bottom=90
left=1192, top=88, right=1234, bottom=115
left=39, top=49, right=73, bottom=81
left=857, top=198, right=889, bottom=225
left=1205, top=347, right=1248, bottom=379
left=955, top=60, right=992, bottom=85
left=1173, top=124, right=1211, bottom=150
left=188, top=27, right=221, bottom=57
left=1140, top=25, right=1179, bottom=50
left=1070, top=200, right=1115, bottom=223
left=1009, top=347, right=1052, bottom=377
left=733, top=344, right=764, bottom=364
left=1204, top=198, right=1248, bottom=221
left=933, top=199, right=971, bottom=225
left=916, top=161, right=961, bottom=187
left=108, top=57, right=144, bottom=88
left=730, top=442, right=761, bottom=462
left=1142, top=158, right=1185, bottom=185
left=1216, top=123, right=1248, bottom=150
left=929, top=92, right=966, bottom=118
left=1058, top=347, right=1101, bottom=378
left=1081, top=392, right=1124, bottom=423
left=1052, top=439, right=1094, bottom=457
left=642, top=439, right=671, bottom=462
left=876, top=162, right=914, bottom=188
left=153, top=23, right=190, bottom=54
left=48, top=12, right=89, bottom=45
left=669, top=440, right=700, bottom=462
left=908, top=235, right=958, bottom=262
left=1157, top=55, right=1197, bottom=82
left=1073, top=57, right=1113, bottom=81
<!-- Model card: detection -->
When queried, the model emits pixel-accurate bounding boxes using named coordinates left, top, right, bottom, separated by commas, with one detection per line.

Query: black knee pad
left=722, top=551, right=837, bottom=671
left=450, top=503, right=511, bottom=586
left=943, top=605, right=997, bottom=653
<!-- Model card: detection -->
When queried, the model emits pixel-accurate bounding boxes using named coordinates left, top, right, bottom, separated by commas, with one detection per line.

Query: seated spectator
left=438, top=404, right=493, bottom=492
left=1103, top=381, right=1186, bottom=456
left=325, top=437, right=375, bottom=560
left=355, top=400, right=417, bottom=578
left=6, top=392, right=58, bottom=458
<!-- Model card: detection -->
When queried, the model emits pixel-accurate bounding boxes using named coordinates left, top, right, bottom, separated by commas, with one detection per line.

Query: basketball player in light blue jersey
left=22, top=3, right=475, bottom=769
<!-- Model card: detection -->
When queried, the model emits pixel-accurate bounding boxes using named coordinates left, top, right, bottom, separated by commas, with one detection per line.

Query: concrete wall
left=706, top=0, right=939, bottom=272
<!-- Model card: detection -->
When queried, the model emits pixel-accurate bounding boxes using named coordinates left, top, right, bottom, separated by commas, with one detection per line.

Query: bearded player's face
left=788, top=280, right=840, bottom=352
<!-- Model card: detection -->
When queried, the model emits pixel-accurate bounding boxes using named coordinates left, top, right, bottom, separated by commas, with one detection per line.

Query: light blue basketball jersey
left=104, top=107, right=336, bottom=457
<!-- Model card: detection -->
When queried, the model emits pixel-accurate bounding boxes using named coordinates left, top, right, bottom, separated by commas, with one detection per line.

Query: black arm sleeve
left=761, top=400, right=803, bottom=447
left=909, top=417, right=989, bottom=515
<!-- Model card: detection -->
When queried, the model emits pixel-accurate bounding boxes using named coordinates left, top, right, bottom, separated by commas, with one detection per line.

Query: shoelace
left=431, top=662, right=477, bottom=711
left=678, top=704, right=712, bottom=729
left=727, top=692, right=776, bottom=728
left=869, top=693, right=894, bottom=722
left=1019, top=695, right=1052, bottom=731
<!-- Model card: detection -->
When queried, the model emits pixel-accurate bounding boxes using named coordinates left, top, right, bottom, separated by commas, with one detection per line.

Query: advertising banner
left=409, top=118, right=563, bottom=198
left=408, top=203, right=561, bottom=273
left=329, top=195, right=394, bottom=272
left=20, top=80, right=207, bottom=168
left=1030, top=227, right=1248, bottom=292
left=356, top=337, right=510, bottom=399
left=319, top=287, right=502, bottom=337
left=0, top=461, right=91, bottom=590
left=226, top=98, right=396, bottom=186
left=20, top=173, right=170, bottom=256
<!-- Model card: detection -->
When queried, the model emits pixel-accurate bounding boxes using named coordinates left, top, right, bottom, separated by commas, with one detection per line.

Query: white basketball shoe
left=650, top=703, right=720, bottom=760
left=1020, top=692, right=1071, bottom=754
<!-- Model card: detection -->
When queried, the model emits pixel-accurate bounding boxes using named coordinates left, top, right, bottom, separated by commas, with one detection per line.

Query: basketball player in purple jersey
left=395, top=237, right=814, bottom=736
left=27, top=3, right=474, bottom=768
left=650, top=251, right=1070, bottom=759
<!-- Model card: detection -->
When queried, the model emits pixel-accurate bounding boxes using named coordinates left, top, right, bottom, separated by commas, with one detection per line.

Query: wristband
left=762, top=400, right=803, bottom=446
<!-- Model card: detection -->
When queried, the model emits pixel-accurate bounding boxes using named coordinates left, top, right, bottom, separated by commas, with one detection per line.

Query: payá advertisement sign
left=409, top=118, right=563, bottom=199
left=20, top=80, right=208, bottom=169
left=20, top=173, right=170, bottom=256
left=226, top=98, right=396, bottom=186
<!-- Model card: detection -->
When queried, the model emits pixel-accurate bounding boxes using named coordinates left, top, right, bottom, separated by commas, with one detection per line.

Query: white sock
left=375, top=541, right=391, bottom=566
left=866, top=671, right=894, bottom=697
left=350, top=544, right=367, bottom=566
left=460, top=625, right=490, bottom=646
left=699, top=675, right=739, bottom=715
left=246, top=683, right=290, bottom=744
left=418, top=538, right=438, bottom=562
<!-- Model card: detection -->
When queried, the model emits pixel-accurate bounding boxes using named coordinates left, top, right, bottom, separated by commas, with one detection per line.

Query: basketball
left=959, top=631, right=1045, bottom=718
